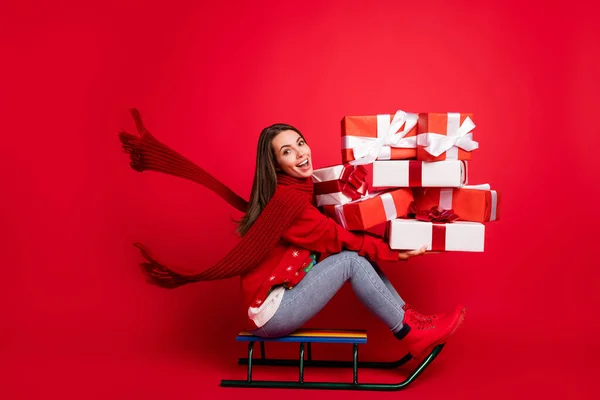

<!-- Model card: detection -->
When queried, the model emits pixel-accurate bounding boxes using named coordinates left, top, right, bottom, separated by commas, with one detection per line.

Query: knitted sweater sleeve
left=281, top=203, right=400, bottom=262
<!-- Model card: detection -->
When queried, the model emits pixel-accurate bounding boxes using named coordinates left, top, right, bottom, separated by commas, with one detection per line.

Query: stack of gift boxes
left=311, top=110, right=500, bottom=252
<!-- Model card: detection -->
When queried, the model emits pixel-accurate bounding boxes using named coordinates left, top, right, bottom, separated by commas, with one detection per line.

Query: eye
left=283, top=149, right=290, bottom=155
left=299, top=139, right=305, bottom=146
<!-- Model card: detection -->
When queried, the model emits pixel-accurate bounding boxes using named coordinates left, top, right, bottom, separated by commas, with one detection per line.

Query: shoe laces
left=403, top=304, right=438, bottom=330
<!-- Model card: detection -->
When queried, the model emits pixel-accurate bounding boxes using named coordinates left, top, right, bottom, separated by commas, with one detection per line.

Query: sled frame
left=220, top=329, right=444, bottom=391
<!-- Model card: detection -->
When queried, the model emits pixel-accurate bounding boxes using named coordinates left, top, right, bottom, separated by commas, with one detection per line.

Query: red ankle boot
left=395, top=305, right=466, bottom=360
left=402, top=303, right=443, bottom=323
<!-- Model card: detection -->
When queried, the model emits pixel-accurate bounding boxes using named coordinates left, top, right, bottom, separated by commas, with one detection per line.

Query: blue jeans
left=249, top=251, right=406, bottom=338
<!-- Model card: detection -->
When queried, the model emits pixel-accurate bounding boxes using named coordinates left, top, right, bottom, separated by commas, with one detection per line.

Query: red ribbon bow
left=314, top=165, right=369, bottom=201
left=408, top=203, right=459, bottom=223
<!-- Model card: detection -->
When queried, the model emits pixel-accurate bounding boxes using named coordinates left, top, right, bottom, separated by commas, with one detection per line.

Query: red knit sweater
left=241, top=201, right=401, bottom=329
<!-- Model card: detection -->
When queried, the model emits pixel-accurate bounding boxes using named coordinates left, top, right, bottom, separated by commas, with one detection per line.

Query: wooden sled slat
left=236, top=328, right=367, bottom=344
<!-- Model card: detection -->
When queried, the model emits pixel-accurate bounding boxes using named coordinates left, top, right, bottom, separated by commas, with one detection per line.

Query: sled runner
left=220, top=328, right=444, bottom=391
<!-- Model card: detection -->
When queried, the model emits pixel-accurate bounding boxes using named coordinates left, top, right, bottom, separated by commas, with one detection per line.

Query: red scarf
left=119, top=109, right=314, bottom=288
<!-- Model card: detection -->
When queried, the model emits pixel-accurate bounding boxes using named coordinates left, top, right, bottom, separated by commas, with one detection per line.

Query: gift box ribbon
left=417, top=113, right=478, bottom=158
left=314, top=165, right=368, bottom=201
left=409, top=204, right=459, bottom=223
left=408, top=161, right=422, bottom=186
left=432, top=224, right=446, bottom=251
left=408, top=204, right=458, bottom=251
left=334, top=204, right=349, bottom=229
left=344, top=110, right=418, bottom=165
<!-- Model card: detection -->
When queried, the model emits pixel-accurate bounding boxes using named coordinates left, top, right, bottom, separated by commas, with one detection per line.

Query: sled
left=220, top=328, right=444, bottom=390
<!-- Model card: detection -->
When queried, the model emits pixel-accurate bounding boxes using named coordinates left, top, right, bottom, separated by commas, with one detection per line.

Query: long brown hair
left=237, top=123, right=306, bottom=236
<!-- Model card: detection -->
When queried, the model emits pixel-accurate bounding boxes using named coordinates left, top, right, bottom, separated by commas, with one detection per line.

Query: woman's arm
left=281, top=203, right=403, bottom=262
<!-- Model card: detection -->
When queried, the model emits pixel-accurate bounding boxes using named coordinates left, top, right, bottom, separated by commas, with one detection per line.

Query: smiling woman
left=272, top=129, right=313, bottom=178
left=119, top=110, right=465, bottom=363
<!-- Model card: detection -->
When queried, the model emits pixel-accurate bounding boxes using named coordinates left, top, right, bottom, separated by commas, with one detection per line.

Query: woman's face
left=272, top=130, right=313, bottom=179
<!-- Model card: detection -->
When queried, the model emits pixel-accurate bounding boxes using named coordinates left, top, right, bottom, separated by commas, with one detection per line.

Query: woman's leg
left=371, top=261, right=406, bottom=308
left=251, top=251, right=406, bottom=338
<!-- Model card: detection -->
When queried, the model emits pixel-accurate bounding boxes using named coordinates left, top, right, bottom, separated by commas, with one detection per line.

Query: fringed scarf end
left=119, top=131, right=145, bottom=172
left=117, top=108, right=154, bottom=172
left=134, top=243, right=195, bottom=289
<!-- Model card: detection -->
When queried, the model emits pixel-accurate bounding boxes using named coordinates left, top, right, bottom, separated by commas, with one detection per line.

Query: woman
left=119, top=110, right=465, bottom=361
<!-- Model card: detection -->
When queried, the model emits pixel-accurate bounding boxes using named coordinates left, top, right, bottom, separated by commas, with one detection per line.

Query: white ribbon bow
left=344, top=110, right=418, bottom=166
left=417, top=113, right=478, bottom=158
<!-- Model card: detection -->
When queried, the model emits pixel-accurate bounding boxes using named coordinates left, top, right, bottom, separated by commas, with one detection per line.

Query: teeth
left=298, top=160, right=309, bottom=167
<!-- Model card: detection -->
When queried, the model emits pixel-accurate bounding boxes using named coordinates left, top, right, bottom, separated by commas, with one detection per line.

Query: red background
left=2, top=0, right=599, bottom=398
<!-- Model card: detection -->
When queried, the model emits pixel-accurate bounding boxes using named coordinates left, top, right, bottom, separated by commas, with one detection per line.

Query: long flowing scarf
left=119, top=109, right=313, bottom=288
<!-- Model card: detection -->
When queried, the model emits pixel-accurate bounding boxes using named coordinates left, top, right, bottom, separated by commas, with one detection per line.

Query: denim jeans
left=249, top=251, right=405, bottom=338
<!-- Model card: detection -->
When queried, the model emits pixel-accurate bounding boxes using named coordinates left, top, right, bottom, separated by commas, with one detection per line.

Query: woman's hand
left=398, top=245, right=430, bottom=260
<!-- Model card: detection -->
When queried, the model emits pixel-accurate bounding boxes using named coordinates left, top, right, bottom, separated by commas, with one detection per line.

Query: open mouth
left=297, top=159, right=310, bottom=168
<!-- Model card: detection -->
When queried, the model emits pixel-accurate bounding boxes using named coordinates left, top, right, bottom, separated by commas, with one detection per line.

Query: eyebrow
left=279, top=136, right=302, bottom=152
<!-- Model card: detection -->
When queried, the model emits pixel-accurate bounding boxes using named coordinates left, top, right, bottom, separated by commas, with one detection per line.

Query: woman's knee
left=337, top=250, right=365, bottom=262
left=343, top=250, right=371, bottom=264
left=348, top=253, right=374, bottom=272
left=332, top=251, right=372, bottom=274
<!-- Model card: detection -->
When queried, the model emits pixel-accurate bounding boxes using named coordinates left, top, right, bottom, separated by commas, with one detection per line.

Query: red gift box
left=322, top=188, right=413, bottom=231
left=416, top=112, right=478, bottom=161
left=341, top=110, right=418, bottom=165
left=412, top=184, right=501, bottom=223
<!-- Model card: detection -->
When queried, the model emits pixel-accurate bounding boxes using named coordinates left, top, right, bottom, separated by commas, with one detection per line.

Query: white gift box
left=388, top=219, right=484, bottom=252
left=372, top=160, right=467, bottom=188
